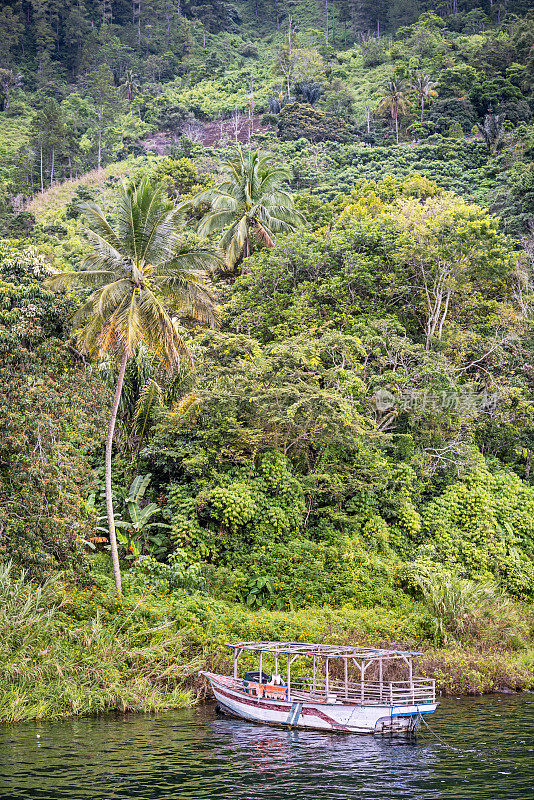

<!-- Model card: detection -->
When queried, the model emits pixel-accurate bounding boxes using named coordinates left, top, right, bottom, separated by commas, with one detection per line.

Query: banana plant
left=86, top=474, right=171, bottom=559
left=121, top=474, right=171, bottom=558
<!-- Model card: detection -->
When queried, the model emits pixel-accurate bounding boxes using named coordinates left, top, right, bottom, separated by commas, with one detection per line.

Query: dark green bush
left=277, top=102, right=358, bottom=143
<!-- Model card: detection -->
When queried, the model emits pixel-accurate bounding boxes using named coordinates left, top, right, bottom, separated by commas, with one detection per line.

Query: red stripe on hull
left=212, top=682, right=351, bottom=732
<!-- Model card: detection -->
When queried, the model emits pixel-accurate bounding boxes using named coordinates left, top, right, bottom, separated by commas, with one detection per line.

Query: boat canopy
left=223, top=641, right=433, bottom=706
left=226, top=641, right=422, bottom=661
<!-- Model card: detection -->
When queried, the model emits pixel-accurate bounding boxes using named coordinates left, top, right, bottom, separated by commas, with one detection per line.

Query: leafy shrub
left=149, top=157, right=199, bottom=197
left=362, top=39, right=389, bottom=68
left=125, top=553, right=206, bottom=593
left=153, top=103, right=188, bottom=131
left=1, top=211, right=36, bottom=236
left=261, top=112, right=278, bottom=126
left=496, top=100, right=532, bottom=126
left=238, top=42, right=258, bottom=58
left=277, top=102, right=358, bottom=142
left=448, top=121, right=464, bottom=138
left=168, top=452, right=306, bottom=563
left=427, top=98, right=476, bottom=134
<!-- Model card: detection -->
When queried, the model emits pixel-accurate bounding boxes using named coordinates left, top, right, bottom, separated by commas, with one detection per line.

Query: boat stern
left=374, top=702, right=439, bottom=735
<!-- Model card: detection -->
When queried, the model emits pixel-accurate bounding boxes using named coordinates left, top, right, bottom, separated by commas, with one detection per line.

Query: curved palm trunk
left=105, top=348, right=129, bottom=594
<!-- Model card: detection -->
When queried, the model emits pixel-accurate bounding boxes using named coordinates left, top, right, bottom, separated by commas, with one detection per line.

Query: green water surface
left=0, top=694, right=532, bottom=799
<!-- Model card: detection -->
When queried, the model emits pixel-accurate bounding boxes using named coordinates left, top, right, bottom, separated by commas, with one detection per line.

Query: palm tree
left=181, top=146, right=304, bottom=272
left=377, top=79, right=410, bottom=144
left=46, top=177, right=218, bottom=593
left=409, top=72, right=438, bottom=124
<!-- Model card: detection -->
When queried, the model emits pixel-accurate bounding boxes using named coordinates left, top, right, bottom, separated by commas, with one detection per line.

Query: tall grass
left=413, top=566, right=528, bottom=647
left=0, top=562, right=61, bottom=654
left=0, top=564, right=197, bottom=722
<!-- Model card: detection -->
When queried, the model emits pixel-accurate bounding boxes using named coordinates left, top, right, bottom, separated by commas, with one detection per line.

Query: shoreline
left=2, top=643, right=533, bottom=724
left=1, top=684, right=532, bottom=727
left=3, top=580, right=533, bottom=724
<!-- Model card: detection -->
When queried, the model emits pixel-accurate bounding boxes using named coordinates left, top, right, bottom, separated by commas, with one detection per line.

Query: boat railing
left=230, top=675, right=435, bottom=706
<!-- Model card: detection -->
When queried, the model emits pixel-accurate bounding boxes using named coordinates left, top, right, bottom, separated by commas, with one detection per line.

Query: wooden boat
left=200, top=641, right=438, bottom=735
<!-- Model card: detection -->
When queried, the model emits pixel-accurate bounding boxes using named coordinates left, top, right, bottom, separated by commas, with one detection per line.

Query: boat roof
left=226, top=641, right=422, bottom=660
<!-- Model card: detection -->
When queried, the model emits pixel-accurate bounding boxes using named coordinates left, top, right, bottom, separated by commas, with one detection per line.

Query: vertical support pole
left=432, top=679, right=435, bottom=702
left=379, top=656, right=383, bottom=703
left=233, top=648, right=237, bottom=680
left=325, top=658, right=329, bottom=697
left=361, top=662, right=365, bottom=703
left=409, top=658, right=413, bottom=703
left=274, top=653, right=278, bottom=678
left=344, top=658, right=348, bottom=700
left=287, top=655, right=291, bottom=702
left=389, top=682, right=393, bottom=706
left=259, top=651, right=263, bottom=683
left=313, top=654, right=316, bottom=693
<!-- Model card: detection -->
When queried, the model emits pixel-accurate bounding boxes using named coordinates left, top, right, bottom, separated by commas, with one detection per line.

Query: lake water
left=0, top=695, right=533, bottom=800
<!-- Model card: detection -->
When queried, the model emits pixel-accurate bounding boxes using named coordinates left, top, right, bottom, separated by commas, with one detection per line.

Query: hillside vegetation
left=1, top=0, right=534, bottom=720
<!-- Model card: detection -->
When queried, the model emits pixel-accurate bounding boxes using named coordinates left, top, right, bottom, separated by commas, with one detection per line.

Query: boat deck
left=209, top=673, right=436, bottom=707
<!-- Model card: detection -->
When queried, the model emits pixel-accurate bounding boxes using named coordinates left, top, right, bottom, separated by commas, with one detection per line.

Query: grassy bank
left=1, top=565, right=533, bottom=723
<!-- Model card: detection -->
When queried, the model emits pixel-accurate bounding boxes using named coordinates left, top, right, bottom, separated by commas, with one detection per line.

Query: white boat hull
left=202, top=673, right=438, bottom=735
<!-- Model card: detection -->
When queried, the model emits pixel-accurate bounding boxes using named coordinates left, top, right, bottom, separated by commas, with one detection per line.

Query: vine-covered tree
left=0, top=68, right=22, bottom=111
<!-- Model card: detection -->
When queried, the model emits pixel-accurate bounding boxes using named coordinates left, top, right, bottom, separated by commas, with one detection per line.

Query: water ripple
left=0, top=695, right=532, bottom=800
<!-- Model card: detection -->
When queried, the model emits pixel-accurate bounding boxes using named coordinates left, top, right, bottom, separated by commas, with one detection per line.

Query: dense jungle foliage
left=1, top=0, right=534, bottom=719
